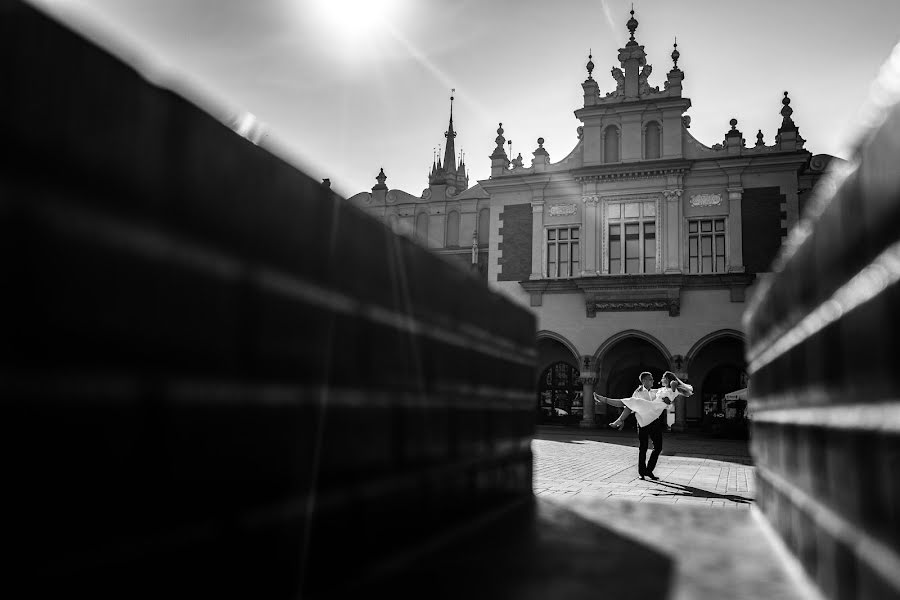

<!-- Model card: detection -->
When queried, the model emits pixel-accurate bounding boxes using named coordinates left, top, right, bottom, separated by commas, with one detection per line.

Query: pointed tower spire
left=442, top=89, right=458, bottom=176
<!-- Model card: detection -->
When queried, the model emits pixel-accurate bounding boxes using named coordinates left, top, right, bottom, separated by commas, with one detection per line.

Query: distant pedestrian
left=594, top=371, right=693, bottom=480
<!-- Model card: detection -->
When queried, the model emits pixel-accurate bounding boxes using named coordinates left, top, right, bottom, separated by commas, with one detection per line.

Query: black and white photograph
left=4, top=0, right=900, bottom=598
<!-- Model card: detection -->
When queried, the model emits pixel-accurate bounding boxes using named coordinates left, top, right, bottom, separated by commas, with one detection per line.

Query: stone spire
left=442, top=90, right=457, bottom=175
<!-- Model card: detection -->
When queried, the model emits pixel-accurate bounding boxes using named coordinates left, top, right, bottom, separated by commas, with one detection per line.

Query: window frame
left=545, top=225, right=581, bottom=279
left=602, top=198, right=660, bottom=275
left=686, top=217, right=728, bottom=274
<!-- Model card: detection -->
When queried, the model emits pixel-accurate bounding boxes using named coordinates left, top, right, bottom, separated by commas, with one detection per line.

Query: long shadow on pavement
left=647, top=480, right=753, bottom=504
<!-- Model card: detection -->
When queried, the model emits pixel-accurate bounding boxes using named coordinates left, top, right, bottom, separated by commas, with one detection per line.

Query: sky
left=29, top=0, right=900, bottom=199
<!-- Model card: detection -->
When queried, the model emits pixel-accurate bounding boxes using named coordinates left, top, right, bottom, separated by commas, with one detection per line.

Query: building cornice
left=573, top=159, right=692, bottom=182
left=519, top=272, right=756, bottom=316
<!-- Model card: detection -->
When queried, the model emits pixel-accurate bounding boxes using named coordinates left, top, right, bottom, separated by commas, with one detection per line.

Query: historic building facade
left=351, top=11, right=836, bottom=431
left=481, top=10, right=835, bottom=430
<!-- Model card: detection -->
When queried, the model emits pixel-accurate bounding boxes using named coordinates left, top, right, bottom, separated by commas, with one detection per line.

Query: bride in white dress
left=595, top=371, right=693, bottom=430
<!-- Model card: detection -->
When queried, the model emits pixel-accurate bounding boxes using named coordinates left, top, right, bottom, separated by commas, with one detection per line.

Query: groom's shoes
left=646, top=472, right=660, bottom=481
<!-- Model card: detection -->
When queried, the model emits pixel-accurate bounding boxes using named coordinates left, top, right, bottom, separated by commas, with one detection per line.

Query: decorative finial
left=671, top=37, right=680, bottom=68
left=778, top=91, right=799, bottom=134
left=537, top=137, right=544, bottom=148
left=729, top=118, right=738, bottom=131
left=756, top=129, right=765, bottom=147
left=491, top=122, right=508, bottom=159
left=781, top=91, right=793, bottom=120
left=627, top=6, right=638, bottom=42
left=586, top=49, right=594, bottom=79
left=372, top=167, right=387, bottom=191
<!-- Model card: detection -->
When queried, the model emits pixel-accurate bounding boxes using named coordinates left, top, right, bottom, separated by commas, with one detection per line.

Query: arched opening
left=603, top=125, right=620, bottom=163
left=597, top=335, right=669, bottom=430
left=536, top=335, right=580, bottom=424
left=445, top=210, right=460, bottom=247
left=415, top=212, right=429, bottom=243
left=644, top=121, right=660, bottom=159
left=686, top=333, right=747, bottom=436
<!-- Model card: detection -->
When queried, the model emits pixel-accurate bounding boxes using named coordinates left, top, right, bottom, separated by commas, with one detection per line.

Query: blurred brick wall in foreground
left=0, top=2, right=537, bottom=597
left=744, top=50, right=900, bottom=600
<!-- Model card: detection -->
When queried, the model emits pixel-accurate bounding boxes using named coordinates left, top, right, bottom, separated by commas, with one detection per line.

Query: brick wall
left=744, top=86, right=900, bottom=599
left=498, top=204, right=534, bottom=281
left=1, top=2, right=537, bottom=597
left=741, top=186, right=787, bottom=273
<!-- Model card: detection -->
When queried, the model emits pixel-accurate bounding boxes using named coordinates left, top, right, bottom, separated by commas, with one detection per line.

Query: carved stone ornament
left=549, top=203, right=578, bottom=216
left=586, top=298, right=680, bottom=317
left=581, top=195, right=600, bottom=206
left=421, top=188, right=432, bottom=200
left=662, top=189, right=683, bottom=201
left=689, top=193, right=723, bottom=207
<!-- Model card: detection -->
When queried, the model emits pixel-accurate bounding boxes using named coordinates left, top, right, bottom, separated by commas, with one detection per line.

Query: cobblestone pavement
left=533, top=425, right=755, bottom=508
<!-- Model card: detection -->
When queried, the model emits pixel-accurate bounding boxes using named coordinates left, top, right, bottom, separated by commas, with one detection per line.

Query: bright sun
left=310, top=0, right=398, bottom=36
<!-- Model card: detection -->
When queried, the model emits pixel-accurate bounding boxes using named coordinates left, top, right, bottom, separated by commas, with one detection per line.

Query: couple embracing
left=594, top=371, right=693, bottom=481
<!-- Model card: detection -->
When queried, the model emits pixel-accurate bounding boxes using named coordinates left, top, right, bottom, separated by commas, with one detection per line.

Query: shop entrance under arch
left=537, top=362, right=581, bottom=424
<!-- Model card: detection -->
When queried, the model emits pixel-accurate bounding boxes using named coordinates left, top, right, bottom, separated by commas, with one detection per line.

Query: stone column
left=530, top=201, right=545, bottom=280
left=581, top=195, right=599, bottom=276
left=663, top=189, right=683, bottom=273
left=672, top=367, right=690, bottom=432
left=579, top=358, right=598, bottom=428
left=727, top=187, right=745, bottom=272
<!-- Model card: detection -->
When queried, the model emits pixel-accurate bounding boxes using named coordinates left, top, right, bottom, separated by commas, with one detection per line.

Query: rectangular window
left=688, top=218, right=727, bottom=273
left=546, top=226, right=580, bottom=278
left=607, top=201, right=657, bottom=274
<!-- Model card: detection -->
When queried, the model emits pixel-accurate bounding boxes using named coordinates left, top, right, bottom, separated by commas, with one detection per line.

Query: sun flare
left=310, top=0, right=398, bottom=36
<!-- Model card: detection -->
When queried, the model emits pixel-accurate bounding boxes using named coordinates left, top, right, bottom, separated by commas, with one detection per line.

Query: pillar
left=581, top=195, right=599, bottom=276
left=663, top=189, right=683, bottom=273
left=672, top=368, right=689, bottom=432
left=727, top=187, right=745, bottom=272
left=579, top=357, right=598, bottom=428
left=530, top=201, right=545, bottom=279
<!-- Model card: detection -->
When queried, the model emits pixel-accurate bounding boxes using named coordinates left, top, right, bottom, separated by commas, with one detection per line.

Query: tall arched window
left=477, top=208, right=490, bottom=245
left=644, top=121, right=660, bottom=159
left=603, top=125, right=620, bottom=163
left=445, top=210, right=460, bottom=247
left=416, top=212, right=429, bottom=242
